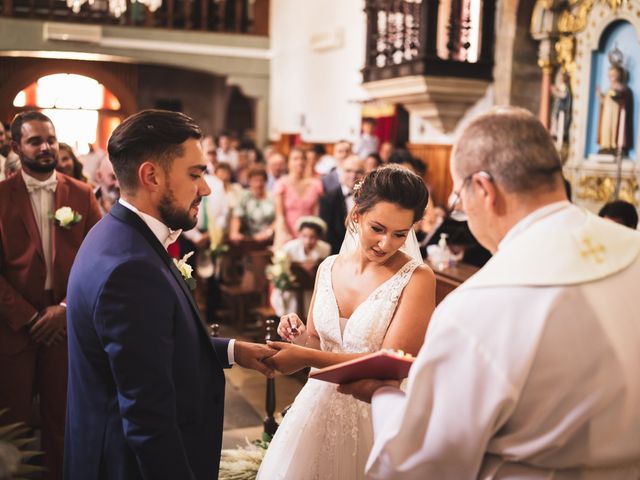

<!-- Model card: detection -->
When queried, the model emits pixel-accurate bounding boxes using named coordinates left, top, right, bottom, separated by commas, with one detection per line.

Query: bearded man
left=64, top=110, right=275, bottom=480
left=0, top=111, right=102, bottom=480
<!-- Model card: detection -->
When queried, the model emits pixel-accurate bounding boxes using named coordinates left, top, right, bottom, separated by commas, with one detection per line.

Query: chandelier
left=66, top=0, right=161, bottom=18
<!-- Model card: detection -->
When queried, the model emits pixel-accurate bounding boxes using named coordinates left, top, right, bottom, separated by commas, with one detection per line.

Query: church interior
left=1, top=0, right=639, bottom=478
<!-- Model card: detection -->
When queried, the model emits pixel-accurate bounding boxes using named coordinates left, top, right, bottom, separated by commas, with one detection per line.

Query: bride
left=258, top=165, right=436, bottom=479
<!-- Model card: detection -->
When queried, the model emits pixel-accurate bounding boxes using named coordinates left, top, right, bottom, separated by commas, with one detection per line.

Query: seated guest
left=230, top=166, right=275, bottom=243
left=599, top=200, right=638, bottom=229
left=266, top=151, right=287, bottom=192
left=93, top=157, right=120, bottom=214
left=364, top=152, right=382, bottom=173
left=56, top=143, right=87, bottom=182
left=378, top=141, right=393, bottom=164
left=274, top=148, right=323, bottom=246
left=216, top=131, right=239, bottom=170
left=320, top=140, right=351, bottom=192
left=354, top=117, right=379, bottom=159
left=215, top=162, right=244, bottom=212
left=269, top=216, right=330, bottom=317
left=305, top=146, right=322, bottom=179
left=320, top=155, right=365, bottom=254
left=201, top=135, right=218, bottom=173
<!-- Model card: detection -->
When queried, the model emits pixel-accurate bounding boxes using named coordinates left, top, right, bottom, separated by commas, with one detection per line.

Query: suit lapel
left=14, top=174, right=45, bottom=263
left=109, top=203, right=212, bottom=340
left=52, top=176, right=70, bottom=266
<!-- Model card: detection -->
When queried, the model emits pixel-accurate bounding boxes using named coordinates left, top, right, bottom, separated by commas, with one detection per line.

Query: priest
left=340, top=107, right=640, bottom=479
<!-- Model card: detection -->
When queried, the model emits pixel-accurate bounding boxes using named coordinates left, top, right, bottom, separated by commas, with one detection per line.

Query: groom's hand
left=234, top=341, right=277, bottom=378
left=337, top=379, right=401, bottom=403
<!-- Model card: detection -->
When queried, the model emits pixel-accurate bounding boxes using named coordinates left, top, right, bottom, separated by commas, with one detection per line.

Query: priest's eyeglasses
left=447, top=170, right=493, bottom=222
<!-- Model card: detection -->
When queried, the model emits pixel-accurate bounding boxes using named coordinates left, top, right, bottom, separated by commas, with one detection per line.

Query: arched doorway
left=12, top=73, right=124, bottom=154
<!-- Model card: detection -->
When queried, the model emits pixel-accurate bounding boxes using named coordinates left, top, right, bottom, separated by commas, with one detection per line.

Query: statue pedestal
left=588, top=153, right=619, bottom=163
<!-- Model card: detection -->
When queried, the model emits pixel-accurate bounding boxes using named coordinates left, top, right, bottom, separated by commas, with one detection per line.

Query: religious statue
left=596, top=46, right=634, bottom=155
left=550, top=70, right=572, bottom=150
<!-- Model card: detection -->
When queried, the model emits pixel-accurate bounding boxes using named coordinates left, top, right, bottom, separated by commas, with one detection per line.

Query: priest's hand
left=263, top=341, right=308, bottom=375
left=277, top=313, right=306, bottom=342
left=30, top=305, right=66, bottom=346
left=234, top=341, right=277, bottom=378
left=337, top=379, right=401, bottom=404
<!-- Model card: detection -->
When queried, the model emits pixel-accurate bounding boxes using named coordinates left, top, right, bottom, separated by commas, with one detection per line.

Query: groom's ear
left=138, top=161, right=163, bottom=192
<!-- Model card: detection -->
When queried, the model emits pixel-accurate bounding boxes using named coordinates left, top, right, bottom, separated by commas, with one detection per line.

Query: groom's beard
left=158, top=187, right=199, bottom=231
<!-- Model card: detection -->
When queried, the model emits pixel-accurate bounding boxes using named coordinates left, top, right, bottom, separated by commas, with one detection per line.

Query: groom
left=64, top=110, right=275, bottom=480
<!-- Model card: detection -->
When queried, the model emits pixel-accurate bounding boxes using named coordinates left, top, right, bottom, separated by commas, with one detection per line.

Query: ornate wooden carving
left=362, top=0, right=495, bottom=83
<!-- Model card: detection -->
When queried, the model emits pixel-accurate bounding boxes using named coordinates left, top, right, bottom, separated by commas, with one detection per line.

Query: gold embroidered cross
left=580, top=236, right=605, bottom=263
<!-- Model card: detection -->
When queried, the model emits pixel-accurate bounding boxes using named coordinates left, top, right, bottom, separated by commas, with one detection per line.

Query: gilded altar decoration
left=577, top=175, right=639, bottom=204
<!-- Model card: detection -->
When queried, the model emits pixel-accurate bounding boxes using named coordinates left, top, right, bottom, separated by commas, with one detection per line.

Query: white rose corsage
left=50, top=206, right=82, bottom=229
left=173, top=251, right=197, bottom=290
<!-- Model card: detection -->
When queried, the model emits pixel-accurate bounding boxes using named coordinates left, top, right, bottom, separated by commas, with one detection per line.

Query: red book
left=309, top=350, right=415, bottom=384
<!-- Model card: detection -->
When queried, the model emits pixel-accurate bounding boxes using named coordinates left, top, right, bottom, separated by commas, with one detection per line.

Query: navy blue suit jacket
left=64, top=202, right=230, bottom=480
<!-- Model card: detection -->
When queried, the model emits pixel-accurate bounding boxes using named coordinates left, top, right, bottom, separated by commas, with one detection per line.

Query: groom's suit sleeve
left=95, top=259, right=196, bottom=480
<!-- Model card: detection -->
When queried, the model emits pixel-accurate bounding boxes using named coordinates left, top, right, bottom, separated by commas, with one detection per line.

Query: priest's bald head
left=450, top=107, right=567, bottom=254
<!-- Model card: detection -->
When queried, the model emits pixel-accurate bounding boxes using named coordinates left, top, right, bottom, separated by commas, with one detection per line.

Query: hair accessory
left=352, top=180, right=364, bottom=194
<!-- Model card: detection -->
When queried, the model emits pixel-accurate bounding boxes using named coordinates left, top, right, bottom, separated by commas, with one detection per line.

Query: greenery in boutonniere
left=173, top=251, right=197, bottom=290
left=50, top=206, right=82, bottom=229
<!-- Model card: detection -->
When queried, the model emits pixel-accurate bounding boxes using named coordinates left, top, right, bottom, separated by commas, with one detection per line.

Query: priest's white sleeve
left=366, top=298, right=521, bottom=480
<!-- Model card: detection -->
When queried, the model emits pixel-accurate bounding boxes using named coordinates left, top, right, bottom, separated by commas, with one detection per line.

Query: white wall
left=269, top=0, right=367, bottom=142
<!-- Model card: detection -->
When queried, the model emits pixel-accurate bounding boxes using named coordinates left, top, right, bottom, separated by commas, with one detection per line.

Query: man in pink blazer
left=0, top=111, right=101, bottom=480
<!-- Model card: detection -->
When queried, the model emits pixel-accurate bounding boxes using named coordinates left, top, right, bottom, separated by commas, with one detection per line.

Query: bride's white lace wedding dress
left=257, top=254, right=422, bottom=480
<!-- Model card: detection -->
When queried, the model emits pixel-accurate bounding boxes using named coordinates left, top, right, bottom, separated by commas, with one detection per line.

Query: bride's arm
left=267, top=264, right=436, bottom=374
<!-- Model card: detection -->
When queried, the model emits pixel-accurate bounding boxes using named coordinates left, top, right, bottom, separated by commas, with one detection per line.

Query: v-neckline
left=328, top=255, right=413, bottom=343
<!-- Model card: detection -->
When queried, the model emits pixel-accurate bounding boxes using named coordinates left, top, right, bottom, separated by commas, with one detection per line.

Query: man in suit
left=320, top=155, right=365, bottom=254
left=64, top=110, right=275, bottom=480
left=320, top=140, right=352, bottom=193
left=0, top=111, right=102, bottom=480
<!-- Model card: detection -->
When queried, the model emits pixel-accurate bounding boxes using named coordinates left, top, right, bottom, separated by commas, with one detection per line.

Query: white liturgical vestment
left=367, top=202, right=640, bottom=479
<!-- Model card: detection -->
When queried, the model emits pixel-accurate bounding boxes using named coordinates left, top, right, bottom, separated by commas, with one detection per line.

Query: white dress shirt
left=118, top=199, right=235, bottom=364
left=22, top=169, right=57, bottom=290
left=341, top=184, right=355, bottom=213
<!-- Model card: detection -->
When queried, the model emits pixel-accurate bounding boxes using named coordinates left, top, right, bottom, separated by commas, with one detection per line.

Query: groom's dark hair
left=108, top=109, right=202, bottom=192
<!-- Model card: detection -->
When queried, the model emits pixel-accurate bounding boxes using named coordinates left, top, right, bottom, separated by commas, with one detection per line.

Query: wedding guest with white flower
left=0, top=111, right=102, bottom=480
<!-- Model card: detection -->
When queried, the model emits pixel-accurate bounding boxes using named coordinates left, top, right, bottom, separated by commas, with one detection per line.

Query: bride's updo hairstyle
left=348, top=164, right=428, bottom=231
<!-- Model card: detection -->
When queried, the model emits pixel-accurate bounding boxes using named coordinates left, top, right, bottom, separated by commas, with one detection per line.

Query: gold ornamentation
left=558, top=0, right=595, bottom=33
left=580, top=236, right=605, bottom=263
left=555, top=35, right=577, bottom=83
left=577, top=175, right=639, bottom=204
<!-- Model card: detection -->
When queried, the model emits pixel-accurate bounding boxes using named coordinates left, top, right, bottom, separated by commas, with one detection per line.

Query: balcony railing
left=0, top=0, right=269, bottom=34
left=363, top=0, right=495, bottom=83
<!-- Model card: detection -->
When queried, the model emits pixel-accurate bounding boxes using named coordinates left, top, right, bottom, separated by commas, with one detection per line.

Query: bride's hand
left=277, top=313, right=306, bottom=342
left=264, top=341, right=308, bottom=375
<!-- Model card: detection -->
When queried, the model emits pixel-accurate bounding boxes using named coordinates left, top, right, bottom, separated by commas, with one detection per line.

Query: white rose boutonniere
left=173, top=251, right=197, bottom=290
left=50, top=206, right=82, bottom=229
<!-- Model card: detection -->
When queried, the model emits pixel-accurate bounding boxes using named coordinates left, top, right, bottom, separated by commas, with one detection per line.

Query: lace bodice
left=313, top=255, right=422, bottom=355
left=257, top=254, right=422, bottom=480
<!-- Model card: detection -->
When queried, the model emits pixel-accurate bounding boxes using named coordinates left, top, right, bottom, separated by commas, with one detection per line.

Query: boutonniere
left=50, top=206, right=82, bottom=229
left=173, top=251, right=197, bottom=290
